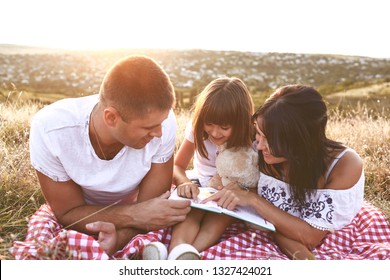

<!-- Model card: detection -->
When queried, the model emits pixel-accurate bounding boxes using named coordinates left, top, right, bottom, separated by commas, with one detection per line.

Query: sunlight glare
left=1, top=0, right=389, bottom=58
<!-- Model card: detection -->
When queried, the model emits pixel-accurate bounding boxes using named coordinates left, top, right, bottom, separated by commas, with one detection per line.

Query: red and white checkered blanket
left=10, top=201, right=390, bottom=260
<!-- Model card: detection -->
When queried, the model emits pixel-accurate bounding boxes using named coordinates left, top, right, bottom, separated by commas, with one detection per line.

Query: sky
left=1, top=0, right=389, bottom=58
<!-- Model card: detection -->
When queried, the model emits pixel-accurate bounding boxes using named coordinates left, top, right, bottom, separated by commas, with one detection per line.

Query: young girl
left=203, top=84, right=365, bottom=259
left=142, top=77, right=255, bottom=260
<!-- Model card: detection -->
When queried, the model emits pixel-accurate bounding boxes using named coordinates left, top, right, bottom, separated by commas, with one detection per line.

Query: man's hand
left=86, top=221, right=117, bottom=255
left=132, top=191, right=191, bottom=232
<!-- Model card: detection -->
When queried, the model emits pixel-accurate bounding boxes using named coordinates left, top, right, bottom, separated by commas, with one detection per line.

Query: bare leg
left=169, top=208, right=206, bottom=252
left=192, top=213, right=236, bottom=252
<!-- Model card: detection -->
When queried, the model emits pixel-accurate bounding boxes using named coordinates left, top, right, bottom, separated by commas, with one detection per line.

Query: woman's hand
left=201, top=182, right=253, bottom=210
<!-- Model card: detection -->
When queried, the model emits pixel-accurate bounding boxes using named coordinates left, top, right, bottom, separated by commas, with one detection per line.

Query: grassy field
left=0, top=84, right=389, bottom=259
left=325, top=82, right=390, bottom=116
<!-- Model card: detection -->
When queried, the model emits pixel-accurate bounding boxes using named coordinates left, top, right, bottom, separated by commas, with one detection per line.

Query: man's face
left=113, top=109, right=170, bottom=149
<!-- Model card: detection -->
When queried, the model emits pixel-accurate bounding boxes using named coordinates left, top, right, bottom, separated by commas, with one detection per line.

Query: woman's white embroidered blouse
left=257, top=148, right=364, bottom=231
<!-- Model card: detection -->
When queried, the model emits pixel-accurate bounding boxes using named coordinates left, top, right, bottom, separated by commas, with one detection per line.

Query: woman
left=204, top=84, right=364, bottom=259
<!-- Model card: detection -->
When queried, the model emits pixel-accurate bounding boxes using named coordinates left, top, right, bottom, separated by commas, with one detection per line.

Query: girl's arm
left=173, top=139, right=195, bottom=186
left=173, top=139, right=201, bottom=199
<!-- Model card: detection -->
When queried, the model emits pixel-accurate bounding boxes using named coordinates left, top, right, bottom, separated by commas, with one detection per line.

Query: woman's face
left=254, top=118, right=287, bottom=165
left=203, top=123, right=233, bottom=146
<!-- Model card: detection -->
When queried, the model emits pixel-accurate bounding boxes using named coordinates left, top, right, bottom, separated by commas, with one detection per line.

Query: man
left=28, top=55, right=191, bottom=255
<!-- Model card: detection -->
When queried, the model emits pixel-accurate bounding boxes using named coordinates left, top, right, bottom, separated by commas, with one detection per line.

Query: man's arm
left=36, top=170, right=97, bottom=231
left=107, top=156, right=183, bottom=252
left=137, top=156, right=174, bottom=202
left=36, top=164, right=191, bottom=234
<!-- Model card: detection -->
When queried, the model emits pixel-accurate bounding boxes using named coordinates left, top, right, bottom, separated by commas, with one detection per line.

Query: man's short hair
left=100, top=55, right=175, bottom=121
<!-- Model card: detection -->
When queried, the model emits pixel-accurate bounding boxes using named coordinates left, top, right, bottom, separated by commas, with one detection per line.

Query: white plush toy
left=208, top=144, right=260, bottom=190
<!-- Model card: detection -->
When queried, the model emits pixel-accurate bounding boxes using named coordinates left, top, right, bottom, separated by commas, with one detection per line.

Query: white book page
left=169, top=187, right=275, bottom=231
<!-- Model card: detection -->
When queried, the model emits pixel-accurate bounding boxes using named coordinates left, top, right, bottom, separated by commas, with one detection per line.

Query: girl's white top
left=29, top=94, right=177, bottom=205
left=184, top=121, right=217, bottom=187
left=257, top=148, right=364, bottom=231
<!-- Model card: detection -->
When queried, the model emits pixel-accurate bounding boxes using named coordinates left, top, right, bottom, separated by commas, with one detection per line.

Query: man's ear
left=103, top=107, right=120, bottom=127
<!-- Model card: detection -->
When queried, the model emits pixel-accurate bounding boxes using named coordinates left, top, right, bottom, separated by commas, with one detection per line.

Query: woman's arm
left=203, top=183, right=328, bottom=251
left=248, top=193, right=329, bottom=249
left=325, top=149, right=363, bottom=190
left=273, top=232, right=315, bottom=260
left=270, top=149, right=363, bottom=255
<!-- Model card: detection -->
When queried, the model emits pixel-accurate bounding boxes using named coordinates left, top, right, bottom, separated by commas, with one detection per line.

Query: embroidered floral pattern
left=260, top=182, right=334, bottom=225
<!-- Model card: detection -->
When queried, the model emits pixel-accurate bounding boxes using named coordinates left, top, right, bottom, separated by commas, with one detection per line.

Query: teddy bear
left=208, top=143, right=260, bottom=190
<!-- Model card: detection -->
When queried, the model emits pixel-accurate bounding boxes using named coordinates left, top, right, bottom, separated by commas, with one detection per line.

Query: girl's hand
left=176, top=182, right=201, bottom=200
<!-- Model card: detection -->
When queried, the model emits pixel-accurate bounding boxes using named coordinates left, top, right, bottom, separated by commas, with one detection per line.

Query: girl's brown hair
left=192, top=77, right=255, bottom=159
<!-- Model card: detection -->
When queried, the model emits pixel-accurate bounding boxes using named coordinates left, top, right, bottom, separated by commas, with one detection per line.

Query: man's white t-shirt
left=30, top=94, right=177, bottom=205
left=184, top=121, right=217, bottom=187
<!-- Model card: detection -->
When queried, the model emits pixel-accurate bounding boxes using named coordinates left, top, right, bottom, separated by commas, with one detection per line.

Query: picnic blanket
left=10, top=201, right=390, bottom=260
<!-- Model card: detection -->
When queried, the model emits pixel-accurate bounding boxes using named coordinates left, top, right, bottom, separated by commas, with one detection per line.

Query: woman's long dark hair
left=252, top=85, right=344, bottom=204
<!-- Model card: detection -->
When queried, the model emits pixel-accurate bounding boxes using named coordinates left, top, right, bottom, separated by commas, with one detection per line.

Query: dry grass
left=0, top=99, right=46, bottom=259
left=1, top=97, right=389, bottom=260
left=328, top=108, right=390, bottom=215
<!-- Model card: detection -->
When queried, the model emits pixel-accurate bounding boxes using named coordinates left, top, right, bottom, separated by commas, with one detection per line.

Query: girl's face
left=203, top=123, right=233, bottom=146
left=254, top=118, right=287, bottom=165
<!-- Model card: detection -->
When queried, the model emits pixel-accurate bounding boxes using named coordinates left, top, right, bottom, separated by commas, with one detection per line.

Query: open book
left=169, top=186, right=275, bottom=232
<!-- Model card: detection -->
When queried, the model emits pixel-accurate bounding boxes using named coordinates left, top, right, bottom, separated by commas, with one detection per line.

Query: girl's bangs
left=202, top=94, right=237, bottom=125
left=202, top=102, right=235, bottom=125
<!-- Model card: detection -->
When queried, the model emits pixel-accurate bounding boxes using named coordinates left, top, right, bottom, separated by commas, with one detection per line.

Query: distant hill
left=1, top=44, right=390, bottom=108
left=0, top=44, right=69, bottom=54
left=325, top=82, right=390, bottom=114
